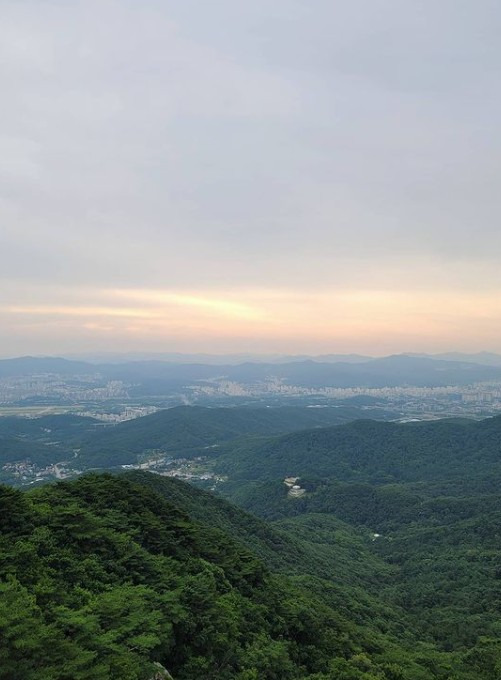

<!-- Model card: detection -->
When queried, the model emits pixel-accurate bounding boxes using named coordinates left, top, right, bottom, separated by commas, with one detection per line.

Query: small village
left=1, top=451, right=226, bottom=489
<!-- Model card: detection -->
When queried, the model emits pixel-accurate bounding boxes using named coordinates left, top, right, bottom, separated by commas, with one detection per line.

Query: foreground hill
left=0, top=473, right=353, bottom=679
left=1, top=472, right=498, bottom=679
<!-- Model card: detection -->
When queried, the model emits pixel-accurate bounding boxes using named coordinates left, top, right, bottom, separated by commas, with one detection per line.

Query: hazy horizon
left=2, top=349, right=501, bottom=365
left=2, top=1, right=501, bottom=356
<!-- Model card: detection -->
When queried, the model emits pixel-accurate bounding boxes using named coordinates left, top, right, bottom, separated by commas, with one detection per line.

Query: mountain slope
left=76, top=405, right=396, bottom=467
left=0, top=356, right=91, bottom=377
left=124, top=472, right=501, bottom=666
left=0, top=414, right=99, bottom=440
left=1, top=471, right=499, bottom=678
left=0, top=435, right=57, bottom=466
left=3, top=353, right=501, bottom=390
left=0, top=414, right=101, bottom=474
left=214, top=415, right=501, bottom=491
left=0, top=473, right=357, bottom=680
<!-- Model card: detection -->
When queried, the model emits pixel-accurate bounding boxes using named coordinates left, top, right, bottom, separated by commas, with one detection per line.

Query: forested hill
left=0, top=473, right=352, bottom=680
left=0, top=405, right=395, bottom=473
left=2, top=472, right=500, bottom=679
left=0, top=414, right=101, bottom=470
left=214, top=415, right=501, bottom=490
left=76, top=404, right=395, bottom=467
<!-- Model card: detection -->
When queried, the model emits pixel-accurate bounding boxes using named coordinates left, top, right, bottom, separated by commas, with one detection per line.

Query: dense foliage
left=214, top=416, right=501, bottom=492
left=0, top=473, right=389, bottom=680
left=0, top=415, right=100, bottom=474
left=213, top=418, right=501, bottom=677
left=75, top=405, right=395, bottom=468
left=132, top=472, right=501, bottom=676
left=2, top=410, right=501, bottom=678
left=0, top=406, right=394, bottom=472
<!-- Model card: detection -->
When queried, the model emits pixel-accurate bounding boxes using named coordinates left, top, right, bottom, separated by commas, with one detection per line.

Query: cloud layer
left=1, top=1, right=501, bottom=355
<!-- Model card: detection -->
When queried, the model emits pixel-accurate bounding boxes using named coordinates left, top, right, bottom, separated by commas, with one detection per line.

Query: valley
left=2, top=363, right=501, bottom=678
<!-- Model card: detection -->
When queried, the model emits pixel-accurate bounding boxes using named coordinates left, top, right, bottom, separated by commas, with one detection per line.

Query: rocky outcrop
left=149, top=662, right=174, bottom=680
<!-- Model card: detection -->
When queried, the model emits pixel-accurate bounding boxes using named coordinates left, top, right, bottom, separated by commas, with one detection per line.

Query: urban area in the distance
left=3, top=351, right=501, bottom=488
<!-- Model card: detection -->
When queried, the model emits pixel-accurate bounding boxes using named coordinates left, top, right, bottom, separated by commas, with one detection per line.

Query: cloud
left=1, top=284, right=501, bottom=356
left=1, top=0, right=501, bottom=353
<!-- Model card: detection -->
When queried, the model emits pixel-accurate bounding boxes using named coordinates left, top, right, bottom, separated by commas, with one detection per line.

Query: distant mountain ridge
left=62, top=351, right=374, bottom=365
left=2, top=353, right=501, bottom=388
left=11, top=350, right=501, bottom=366
left=0, top=356, right=92, bottom=377
left=413, top=351, right=501, bottom=367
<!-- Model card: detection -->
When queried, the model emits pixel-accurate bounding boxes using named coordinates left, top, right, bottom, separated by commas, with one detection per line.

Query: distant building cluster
left=77, top=406, right=158, bottom=422
left=194, top=378, right=501, bottom=419
left=0, top=373, right=128, bottom=405
left=1, top=459, right=78, bottom=485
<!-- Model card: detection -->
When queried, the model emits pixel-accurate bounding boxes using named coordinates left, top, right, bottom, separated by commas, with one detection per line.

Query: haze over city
left=2, top=0, right=501, bottom=356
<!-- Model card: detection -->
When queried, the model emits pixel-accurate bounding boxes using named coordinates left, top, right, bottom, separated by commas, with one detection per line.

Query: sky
left=1, top=0, right=501, bottom=357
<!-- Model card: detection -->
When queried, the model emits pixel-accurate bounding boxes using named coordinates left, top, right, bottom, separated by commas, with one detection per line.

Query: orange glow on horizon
left=1, top=286, right=501, bottom=354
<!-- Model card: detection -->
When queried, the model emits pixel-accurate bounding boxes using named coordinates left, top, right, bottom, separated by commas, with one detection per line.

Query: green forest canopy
left=1, top=472, right=501, bottom=679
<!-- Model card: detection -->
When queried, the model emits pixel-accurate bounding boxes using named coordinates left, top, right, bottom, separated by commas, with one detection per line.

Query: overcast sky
left=1, top=0, right=501, bottom=356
